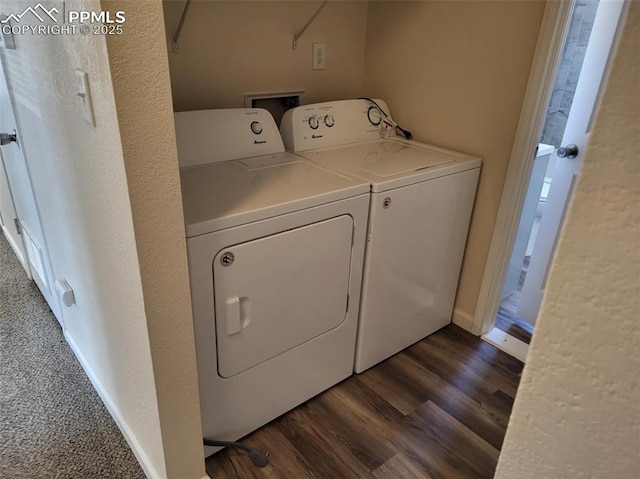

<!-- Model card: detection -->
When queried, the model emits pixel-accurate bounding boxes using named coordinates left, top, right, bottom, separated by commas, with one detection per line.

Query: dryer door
left=214, top=215, right=353, bottom=378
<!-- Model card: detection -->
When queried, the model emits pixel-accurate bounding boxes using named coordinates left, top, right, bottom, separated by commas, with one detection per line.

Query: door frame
left=0, top=52, right=62, bottom=323
left=473, top=0, right=630, bottom=337
left=0, top=148, right=32, bottom=275
left=472, top=0, right=576, bottom=336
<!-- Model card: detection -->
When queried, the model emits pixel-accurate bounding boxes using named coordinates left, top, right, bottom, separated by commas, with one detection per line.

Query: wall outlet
left=312, top=43, right=326, bottom=70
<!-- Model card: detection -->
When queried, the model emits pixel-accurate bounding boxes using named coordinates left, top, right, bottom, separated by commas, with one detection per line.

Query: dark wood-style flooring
left=495, top=291, right=535, bottom=345
left=495, top=255, right=535, bottom=344
left=205, top=324, right=524, bottom=478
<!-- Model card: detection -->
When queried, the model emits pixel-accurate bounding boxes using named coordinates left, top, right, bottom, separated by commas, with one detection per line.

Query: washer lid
left=180, top=151, right=369, bottom=237
left=296, top=138, right=481, bottom=192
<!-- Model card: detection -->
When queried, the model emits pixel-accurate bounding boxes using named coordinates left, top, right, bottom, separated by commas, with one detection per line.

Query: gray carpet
left=0, top=233, right=145, bottom=478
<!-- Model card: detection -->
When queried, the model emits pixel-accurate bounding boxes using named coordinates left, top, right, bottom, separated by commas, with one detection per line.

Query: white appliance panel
left=180, top=152, right=369, bottom=236
left=214, top=215, right=353, bottom=378
left=175, top=108, right=283, bottom=167
left=188, top=196, right=369, bottom=453
left=348, top=143, right=452, bottom=177
left=355, top=168, right=480, bottom=372
left=297, top=139, right=480, bottom=192
left=280, top=99, right=391, bottom=152
left=304, top=139, right=466, bottom=173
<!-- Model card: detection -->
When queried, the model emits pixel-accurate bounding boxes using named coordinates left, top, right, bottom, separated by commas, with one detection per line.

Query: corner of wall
left=452, top=308, right=474, bottom=333
left=102, top=1, right=205, bottom=478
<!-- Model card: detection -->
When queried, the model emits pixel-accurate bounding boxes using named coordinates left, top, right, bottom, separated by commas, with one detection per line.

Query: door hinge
left=13, top=218, right=21, bottom=235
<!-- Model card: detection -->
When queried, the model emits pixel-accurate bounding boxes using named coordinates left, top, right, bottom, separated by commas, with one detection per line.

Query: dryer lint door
left=214, top=215, right=354, bottom=378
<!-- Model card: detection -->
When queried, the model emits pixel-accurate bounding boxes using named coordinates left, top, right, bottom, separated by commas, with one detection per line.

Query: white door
left=214, top=216, right=353, bottom=378
left=0, top=61, right=60, bottom=320
left=518, top=0, right=626, bottom=325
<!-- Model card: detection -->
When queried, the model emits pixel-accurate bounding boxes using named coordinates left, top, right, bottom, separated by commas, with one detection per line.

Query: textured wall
left=162, top=0, right=368, bottom=111
left=496, top=3, right=640, bottom=476
left=102, top=1, right=206, bottom=478
left=363, top=1, right=545, bottom=327
left=0, top=0, right=166, bottom=476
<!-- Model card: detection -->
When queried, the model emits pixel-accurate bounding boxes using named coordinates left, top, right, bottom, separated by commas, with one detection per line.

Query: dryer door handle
left=224, top=296, right=251, bottom=335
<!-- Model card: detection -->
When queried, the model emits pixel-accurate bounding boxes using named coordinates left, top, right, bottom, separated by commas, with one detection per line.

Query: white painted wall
left=496, top=2, right=640, bottom=476
left=0, top=0, right=195, bottom=477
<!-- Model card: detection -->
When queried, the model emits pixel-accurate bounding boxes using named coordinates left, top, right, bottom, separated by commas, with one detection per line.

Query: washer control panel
left=306, top=114, right=336, bottom=129
left=175, top=108, right=284, bottom=167
left=280, top=99, right=393, bottom=152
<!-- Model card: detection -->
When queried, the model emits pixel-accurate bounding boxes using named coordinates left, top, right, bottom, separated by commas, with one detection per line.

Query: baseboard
left=64, top=331, right=164, bottom=479
left=481, top=327, right=529, bottom=362
left=452, top=308, right=474, bottom=333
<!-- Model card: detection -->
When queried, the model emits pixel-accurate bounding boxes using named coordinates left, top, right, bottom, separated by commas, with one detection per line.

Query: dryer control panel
left=175, top=108, right=284, bottom=168
left=280, top=99, right=394, bottom=152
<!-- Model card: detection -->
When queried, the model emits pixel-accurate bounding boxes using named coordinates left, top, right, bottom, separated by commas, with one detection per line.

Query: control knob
left=250, top=121, right=263, bottom=135
left=308, top=116, right=320, bottom=130
left=367, top=106, right=382, bottom=126
left=324, top=114, right=335, bottom=128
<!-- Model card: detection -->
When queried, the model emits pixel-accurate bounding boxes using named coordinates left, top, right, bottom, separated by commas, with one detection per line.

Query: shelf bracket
left=172, top=0, right=192, bottom=54
left=292, top=0, right=329, bottom=50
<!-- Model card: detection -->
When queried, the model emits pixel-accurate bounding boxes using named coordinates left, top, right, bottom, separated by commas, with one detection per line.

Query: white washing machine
left=175, top=108, right=369, bottom=455
left=281, top=99, right=481, bottom=373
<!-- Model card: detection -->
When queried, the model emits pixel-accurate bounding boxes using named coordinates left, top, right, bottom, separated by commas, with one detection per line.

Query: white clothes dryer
left=281, top=99, right=481, bottom=373
left=176, top=108, right=369, bottom=455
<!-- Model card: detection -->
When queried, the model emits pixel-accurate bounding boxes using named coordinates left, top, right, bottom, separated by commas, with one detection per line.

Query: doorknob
left=557, top=144, right=579, bottom=159
left=0, top=130, right=17, bottom=146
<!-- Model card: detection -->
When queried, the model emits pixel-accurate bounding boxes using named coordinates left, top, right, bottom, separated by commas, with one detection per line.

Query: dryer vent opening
left=244, top=91, right=303, bottom=127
